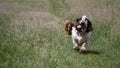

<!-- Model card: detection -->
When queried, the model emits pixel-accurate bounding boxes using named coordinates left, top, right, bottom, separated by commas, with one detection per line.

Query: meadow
left=0, top=0, right=120, bottom=68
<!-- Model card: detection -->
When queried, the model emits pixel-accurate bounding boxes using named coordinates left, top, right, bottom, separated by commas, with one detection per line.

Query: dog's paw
left=80, top=47, right=87, bottom=53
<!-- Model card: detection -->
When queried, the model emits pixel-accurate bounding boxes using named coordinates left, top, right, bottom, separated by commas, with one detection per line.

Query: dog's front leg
left=73, top=40, right=79, bottom=50
left=80, top=42, right=88, bottom=52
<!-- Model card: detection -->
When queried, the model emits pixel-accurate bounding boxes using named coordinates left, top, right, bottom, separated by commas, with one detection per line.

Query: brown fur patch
left=64, top=20, right=74, bottom=35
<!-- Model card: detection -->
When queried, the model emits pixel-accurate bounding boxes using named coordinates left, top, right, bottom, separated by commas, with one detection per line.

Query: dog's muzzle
left=81, top=22, right=85, bottom=26
left=77, top=23, right=86, bottom=32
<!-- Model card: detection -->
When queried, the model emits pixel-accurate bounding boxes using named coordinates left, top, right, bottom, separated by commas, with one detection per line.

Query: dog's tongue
left=77, top=25, right=81, bottom=29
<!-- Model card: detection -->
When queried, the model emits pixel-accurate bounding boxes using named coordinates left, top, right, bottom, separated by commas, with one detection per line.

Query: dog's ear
left=64, top=20, right=74, bottom=35
left=76, top=18, right=81, bottom=23
left=86, top=19, right=93, bottom=32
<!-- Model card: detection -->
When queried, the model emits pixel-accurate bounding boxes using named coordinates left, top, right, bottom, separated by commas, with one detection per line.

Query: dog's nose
left=81, top=22, right=85, bottom=26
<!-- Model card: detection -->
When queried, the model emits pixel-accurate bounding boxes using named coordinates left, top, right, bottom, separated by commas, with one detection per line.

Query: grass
left=0, top=0, right=120, bottom=68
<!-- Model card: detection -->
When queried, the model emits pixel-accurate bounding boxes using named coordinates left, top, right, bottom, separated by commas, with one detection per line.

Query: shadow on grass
left=81, top=50, right=102, bottom=55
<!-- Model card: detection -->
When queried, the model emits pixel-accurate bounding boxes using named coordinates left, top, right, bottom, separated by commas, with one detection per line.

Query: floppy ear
left=76, top=18, right=81, bottom=23
left=86, top=19, right=93, bottom=32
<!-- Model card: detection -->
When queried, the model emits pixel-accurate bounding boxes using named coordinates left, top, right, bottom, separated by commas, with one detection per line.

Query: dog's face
left=76, top=15, right=93, bottom=32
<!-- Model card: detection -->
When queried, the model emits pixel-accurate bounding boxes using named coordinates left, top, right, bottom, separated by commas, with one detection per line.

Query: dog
left=65, top=15, right=93, bottom=52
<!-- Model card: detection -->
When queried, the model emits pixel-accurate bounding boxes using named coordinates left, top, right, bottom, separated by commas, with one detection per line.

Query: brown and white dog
left=65, top=15, right=93, bottom=52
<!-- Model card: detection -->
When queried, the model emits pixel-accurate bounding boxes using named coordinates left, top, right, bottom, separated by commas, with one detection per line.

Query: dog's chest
left=78, top=32, right=90, bottom=41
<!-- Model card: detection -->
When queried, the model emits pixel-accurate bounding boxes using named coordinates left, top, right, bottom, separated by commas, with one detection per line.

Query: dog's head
left=76, top=15, right=93, bottom=32
left=64, top=20, right=74, bottom=35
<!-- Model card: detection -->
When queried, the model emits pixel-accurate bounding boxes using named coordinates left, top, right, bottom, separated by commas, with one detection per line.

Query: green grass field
left=0, top=0, right=120, bottom=68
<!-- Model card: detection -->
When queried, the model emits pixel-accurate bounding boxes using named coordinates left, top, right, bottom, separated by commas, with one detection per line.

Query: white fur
left=79, top=15, right=87, bottom=24
left=72, top=27, right=91, bottom=51
left=82, top=15, right=87, bottom=20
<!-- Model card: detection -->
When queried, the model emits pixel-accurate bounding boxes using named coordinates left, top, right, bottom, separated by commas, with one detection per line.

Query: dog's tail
left=64, top=20, right=74, bottom=35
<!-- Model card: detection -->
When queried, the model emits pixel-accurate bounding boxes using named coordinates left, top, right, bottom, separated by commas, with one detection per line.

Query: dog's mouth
left=77, top=25, right=81, bottom=29
left=77, top=24, right=86, bottom=32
